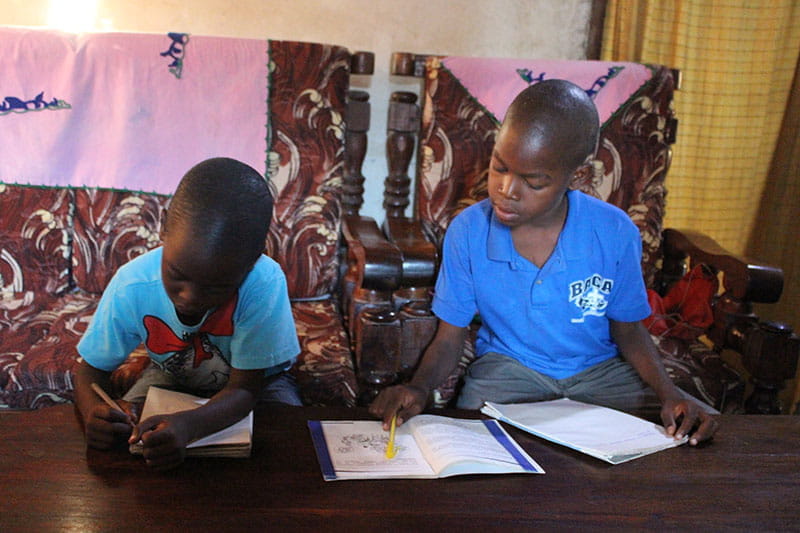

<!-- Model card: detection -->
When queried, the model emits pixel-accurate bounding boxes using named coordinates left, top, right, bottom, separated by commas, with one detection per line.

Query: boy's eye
left=522, top=178, right=546, bottom=190
left=202, top=285, right=232, bottom=295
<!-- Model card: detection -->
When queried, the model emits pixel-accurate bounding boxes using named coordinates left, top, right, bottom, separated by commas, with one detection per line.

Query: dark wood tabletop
left=1, top=404, right=798, bottom=532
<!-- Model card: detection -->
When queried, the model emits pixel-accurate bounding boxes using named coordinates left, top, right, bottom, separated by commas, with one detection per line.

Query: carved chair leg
left=739, top=320, right=800, bottom=414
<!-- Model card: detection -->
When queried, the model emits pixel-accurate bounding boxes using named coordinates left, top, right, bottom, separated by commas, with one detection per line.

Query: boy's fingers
left=107, top=408, right=132, bottom=424
left=674, top=407, right=697, bottom=439
left=110, top=420, right=133, bottom=436
left=660, top=404, right=679, bottom=436
left=689, top=415, right=718, bottom=445
left=129, top=417, right=159, bottom=444
left=396, top=404, right=422, bottom=427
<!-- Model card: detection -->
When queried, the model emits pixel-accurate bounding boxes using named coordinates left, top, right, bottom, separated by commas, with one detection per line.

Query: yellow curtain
left=602, top=0, right=800, bottom=410
left=602, top=0, right=800, bottom=254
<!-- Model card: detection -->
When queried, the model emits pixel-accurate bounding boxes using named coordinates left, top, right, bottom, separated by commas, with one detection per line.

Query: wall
left=2, top=0, right=592, bottom=221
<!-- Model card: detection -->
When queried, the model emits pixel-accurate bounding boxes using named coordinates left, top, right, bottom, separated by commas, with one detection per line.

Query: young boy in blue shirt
left=74, top=157, right=301, bottom=469
left=370, top=80, right=718, bottom=445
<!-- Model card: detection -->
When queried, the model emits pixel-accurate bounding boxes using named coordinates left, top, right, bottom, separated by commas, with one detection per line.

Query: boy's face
left=488, top=121, right=581, bottom=229
left=161, top=221, right=253, bottom=325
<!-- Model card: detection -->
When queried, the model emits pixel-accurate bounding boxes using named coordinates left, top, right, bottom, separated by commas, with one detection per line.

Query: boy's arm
left=74, top=359, right=135, bottom=449
left=129, top=368, right=262, bottom=470
left=369, top=320, right=467, bottom=429
left=610, top=320, right=719, bottom=445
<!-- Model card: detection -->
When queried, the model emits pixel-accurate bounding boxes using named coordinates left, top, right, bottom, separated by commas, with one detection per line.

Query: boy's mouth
left=175, top=305, right=204, bottom=319
left=492, top=202, right=518, bottom=222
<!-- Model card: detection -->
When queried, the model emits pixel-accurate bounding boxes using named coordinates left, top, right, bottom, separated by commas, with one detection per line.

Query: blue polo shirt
left=431, top=190, right=651, bottom=379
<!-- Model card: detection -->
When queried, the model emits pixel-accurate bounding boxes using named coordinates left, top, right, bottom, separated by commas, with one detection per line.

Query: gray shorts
left=457, top=352, right=717, bottom=418
left=123, top=366, right=302, bottom=406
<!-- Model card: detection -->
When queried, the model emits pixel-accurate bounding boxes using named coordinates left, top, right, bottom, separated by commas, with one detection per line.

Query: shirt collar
left=485, top=190, right=592, bottom=263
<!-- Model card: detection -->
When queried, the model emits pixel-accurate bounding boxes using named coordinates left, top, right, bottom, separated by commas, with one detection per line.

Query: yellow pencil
left=385, top=414, right=398, bottom=459
left=91, top=382, right=124, bottom=412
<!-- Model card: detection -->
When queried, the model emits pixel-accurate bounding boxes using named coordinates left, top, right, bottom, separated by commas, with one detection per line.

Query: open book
left=481, top=398, right=688, bottom=465
left=129, top=387, right=253, bottom=458
left=308, top=414, right=543, bottom=481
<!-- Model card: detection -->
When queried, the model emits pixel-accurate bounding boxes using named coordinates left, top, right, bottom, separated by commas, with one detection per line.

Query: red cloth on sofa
left=646, top=264, right=718, bottom=341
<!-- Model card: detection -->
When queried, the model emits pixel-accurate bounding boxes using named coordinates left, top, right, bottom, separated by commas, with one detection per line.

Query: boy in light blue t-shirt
left=74, top=157, right=300, bottom=469
left=370, top=80, right=718, bottom=446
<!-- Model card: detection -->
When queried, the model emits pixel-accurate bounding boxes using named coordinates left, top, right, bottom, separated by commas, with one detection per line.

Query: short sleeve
left=77, top=275, right=145, bottom=372
left=229, top=258, right=300, bottom=370
left=431, top=215, right=478, bottom=328
left=605, top=222, right=651, bottom=322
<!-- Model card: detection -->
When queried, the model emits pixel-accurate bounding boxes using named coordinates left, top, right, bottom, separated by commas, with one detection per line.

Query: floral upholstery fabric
left=266, top=41, right=350, bottom=300
left=0, top=39, right=358, bottom=409
left=291, top=300, right=356, bottom=406
left=0, top=185, right=71, bottom=299
left=72, top=189, right=168, bottom=295
left=414, top=58, right=742, bottom=412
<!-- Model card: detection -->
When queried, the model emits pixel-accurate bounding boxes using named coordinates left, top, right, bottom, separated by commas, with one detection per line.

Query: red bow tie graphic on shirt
left=143, top=295, right=237, bottom=368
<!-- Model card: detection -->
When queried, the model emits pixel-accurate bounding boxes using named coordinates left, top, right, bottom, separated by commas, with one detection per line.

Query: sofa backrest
left=264, top=40, right=350, bottom=300
left=0, top=185, right=71, bottom=300
left=409, top=56, right=677, bottom=287
left=1, top=30, right=353, bottom=299
left=71, top=189, right=168, bottom=294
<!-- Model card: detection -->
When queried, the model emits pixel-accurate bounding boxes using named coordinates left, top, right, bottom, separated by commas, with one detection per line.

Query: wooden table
left=1, top=405, right=798, bottom=532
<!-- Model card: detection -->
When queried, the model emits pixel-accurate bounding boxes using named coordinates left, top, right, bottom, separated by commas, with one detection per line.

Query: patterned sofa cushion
left=265, top=40, right=350, bottom=299
left=291, top=300, right=356, bottom=406
left=71, top=188, right=168, bottom=295
left=0, top=185, right=71, bottom=299
left=0, top=291, right=96, bottom=408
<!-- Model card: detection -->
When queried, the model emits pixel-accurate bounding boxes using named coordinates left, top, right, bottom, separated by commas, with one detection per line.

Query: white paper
left=481, top=398, right=687, bottom=464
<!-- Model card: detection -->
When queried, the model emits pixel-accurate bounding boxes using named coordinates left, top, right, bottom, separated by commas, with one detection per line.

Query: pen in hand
left=385, top=414, right=398, bottom=459
left=91, top=382, right=131, bottom=423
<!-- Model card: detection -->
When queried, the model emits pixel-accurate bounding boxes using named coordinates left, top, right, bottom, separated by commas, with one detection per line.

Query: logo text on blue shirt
left=569, top=274, right=613, bottom=323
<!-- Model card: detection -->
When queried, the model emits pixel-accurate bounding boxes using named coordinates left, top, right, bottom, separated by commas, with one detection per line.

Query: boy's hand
left=369, top=384, right=428, bottom=430
left=84, top=403, right=134, bottom=450
left=129, top=413, right=191, bottom=470
left=660, top=397, right=719, bottom=446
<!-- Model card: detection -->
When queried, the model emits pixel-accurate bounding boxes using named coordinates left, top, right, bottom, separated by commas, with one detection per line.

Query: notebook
left=129, top=386, right=253, bottom=458
left=308, top=414, right=544, bottom=481
left=481, top=398, right=688, bottom=464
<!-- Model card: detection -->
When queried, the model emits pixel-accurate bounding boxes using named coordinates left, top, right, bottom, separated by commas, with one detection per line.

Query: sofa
left=0, top=29, right=373, bottom=409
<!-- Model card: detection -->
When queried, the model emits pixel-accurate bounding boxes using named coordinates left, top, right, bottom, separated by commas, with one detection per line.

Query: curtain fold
left=749, top=50, right=800, bottom=353
left=602, top=1, right=799, bottom=313
left=601, top=0, right=800, bottom=409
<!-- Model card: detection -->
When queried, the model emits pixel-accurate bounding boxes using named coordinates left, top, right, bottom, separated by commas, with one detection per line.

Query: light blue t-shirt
left=78, top=248, right=300, bottom=392
left=432, top=190, right=651, bottom=380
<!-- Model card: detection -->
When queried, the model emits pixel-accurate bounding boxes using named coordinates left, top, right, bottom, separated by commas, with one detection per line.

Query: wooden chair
left=349, top=52, right=799, bottom=412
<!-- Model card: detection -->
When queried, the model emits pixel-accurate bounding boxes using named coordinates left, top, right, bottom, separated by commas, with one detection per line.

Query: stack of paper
left=130, top=387, right=253, bottom=458
left=481, top=398, right=687, bottom=464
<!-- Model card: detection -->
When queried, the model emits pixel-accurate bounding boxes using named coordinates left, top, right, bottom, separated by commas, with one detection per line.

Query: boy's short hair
left=167, top=157, right=273, bottom=264
left=503, top=79, right=600, bottom=172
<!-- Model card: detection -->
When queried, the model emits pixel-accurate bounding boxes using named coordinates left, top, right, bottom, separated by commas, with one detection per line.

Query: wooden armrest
left=342, top=215, right=403, bottom=291
left=662, top=228, right=783, bottom=303
left=382, top=217, right=438, bottom=287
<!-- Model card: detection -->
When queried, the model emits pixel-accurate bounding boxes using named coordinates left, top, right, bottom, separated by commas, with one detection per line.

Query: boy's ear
left=160, top=209, right=169, bottom=238
left=568, top=157, right=595, bottom=190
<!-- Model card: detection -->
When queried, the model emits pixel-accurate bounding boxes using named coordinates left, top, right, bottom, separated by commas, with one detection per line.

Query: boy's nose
left=178, top=283, right=202, bottom=306
left=498, top=174, right=520, bottom=200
